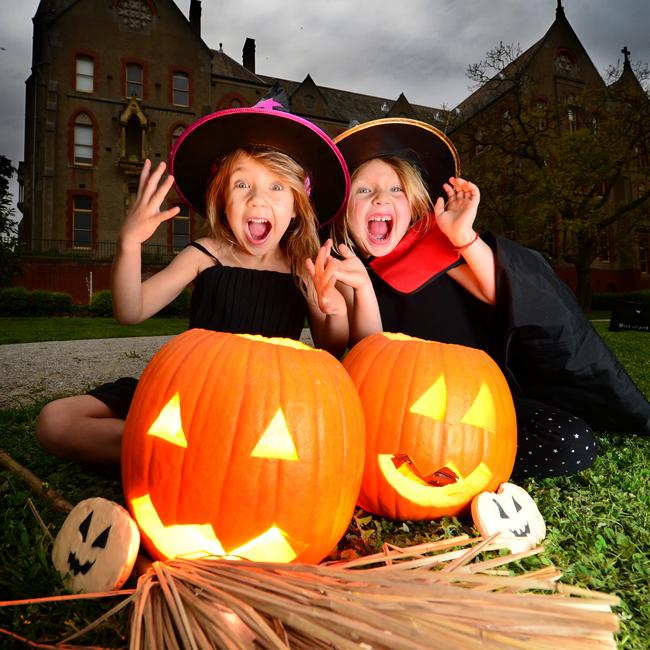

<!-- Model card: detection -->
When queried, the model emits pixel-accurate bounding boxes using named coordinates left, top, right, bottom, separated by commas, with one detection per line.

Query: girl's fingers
left=338, top=243, right=357, bottom=259
left=305, top=258, right=316, bottom=278
left=158, top=205, right=181, bottom=223
left=150, top=173, right=175, bottom=210
left=137, top=159, right=152, bottom=196
left=142, top=161, right=168, bottom=204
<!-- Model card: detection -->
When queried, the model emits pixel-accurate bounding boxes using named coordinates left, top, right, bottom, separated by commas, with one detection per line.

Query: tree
left=0, top=155, right=21, bottom=286
left=453, top=43, right=650, bottom=310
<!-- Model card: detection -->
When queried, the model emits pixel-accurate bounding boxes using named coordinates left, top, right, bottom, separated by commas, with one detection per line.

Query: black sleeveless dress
left=88, top=242, right=307, bottom=418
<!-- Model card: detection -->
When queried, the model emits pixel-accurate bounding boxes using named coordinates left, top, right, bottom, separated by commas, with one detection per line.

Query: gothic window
left=555, top=49, right=576, bottom=76
left=73, top=113, right=93, bottom=165
left=72, top=195, right=93, bottom=249
left=636, top=143, right=648, bottom=169
left=75, top=55, right=94, bottom=93
left=125, top=115, right=142, bottom=160
left=172, top=204, right=191, bottom=253
left=126, top=63, right=143, bottom=99
left=172, top=71, right=189, bottom=106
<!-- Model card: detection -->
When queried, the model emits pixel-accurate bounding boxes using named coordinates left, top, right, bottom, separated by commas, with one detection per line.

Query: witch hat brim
left=170, top=107, right=349, bottom=225
left=334, top=118, right=460, bottom=202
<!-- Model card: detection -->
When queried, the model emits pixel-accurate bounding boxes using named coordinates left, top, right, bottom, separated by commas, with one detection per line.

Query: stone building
left=449, top=0, right=650, bottom=296
left=16, top=0, right=649, bottom=302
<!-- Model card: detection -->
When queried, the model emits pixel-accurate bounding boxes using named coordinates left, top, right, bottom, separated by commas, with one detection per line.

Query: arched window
left=125, top=115, right=141, bottom=160
left=74, top=112, right=93, bottom=165
left=75, top=55, right=94, bottom=93
left=536, top=100, right=548, bottom=130
left=126, top=63, right=143, bottom=99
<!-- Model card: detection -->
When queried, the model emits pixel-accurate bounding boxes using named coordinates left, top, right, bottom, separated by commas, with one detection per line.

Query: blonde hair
left=204, top=147, right=320, bottom=292
left=331, top=155, right=433, bottom=254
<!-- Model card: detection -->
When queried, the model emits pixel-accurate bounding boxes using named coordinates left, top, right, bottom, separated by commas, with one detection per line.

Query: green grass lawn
left=0, top=316, right=188, bottom=345
left=0, top=320, right=648, bottom=647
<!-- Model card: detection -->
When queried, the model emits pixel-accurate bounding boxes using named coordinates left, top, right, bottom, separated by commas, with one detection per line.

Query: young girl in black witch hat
left=309, top=117, right=650, bottom=479
left=36, top=101, right=350, bottom=464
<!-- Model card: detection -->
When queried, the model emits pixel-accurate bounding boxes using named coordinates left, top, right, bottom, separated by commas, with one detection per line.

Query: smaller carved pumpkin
left=471, top=482, right=546, bottom=552
left=52, top=497, right=140, bottom=593
left=343, top=332, right=517, bottom=521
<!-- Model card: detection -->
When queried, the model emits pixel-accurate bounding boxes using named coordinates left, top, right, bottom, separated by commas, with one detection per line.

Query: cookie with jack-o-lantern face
left=343, top=333, right=517, bottom=521
left=471, top=482, right=546, bottom=552
left=52, top=497, right=140, bottom=593
left=121, top=329, right=365, bottom=565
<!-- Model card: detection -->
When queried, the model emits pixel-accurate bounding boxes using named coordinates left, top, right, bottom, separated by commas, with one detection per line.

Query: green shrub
left=0, top=287, right=31, bottom=315
left=0, top=287, right=73, bottom=316
left=88, top=289, right=113, bottom=317
left=159, top=287, right=192, bottom=317
left=591, top=290, right=650, bottom=311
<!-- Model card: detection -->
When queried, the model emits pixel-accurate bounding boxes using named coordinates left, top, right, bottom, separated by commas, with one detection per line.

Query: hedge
left=591, top=290, right=650, bottom=311
left=0, top=287, right=74, bottom=316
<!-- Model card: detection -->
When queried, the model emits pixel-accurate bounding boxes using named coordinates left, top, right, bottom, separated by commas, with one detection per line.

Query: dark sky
left=1, top=0, right=648, bottom=217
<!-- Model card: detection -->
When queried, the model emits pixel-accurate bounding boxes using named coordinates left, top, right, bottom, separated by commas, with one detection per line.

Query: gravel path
left=0, top=330, right=315, bottom=411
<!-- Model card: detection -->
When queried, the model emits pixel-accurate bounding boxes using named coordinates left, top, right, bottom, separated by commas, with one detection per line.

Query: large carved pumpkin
left=122, top=329, right=365, bottom=564
left=342, top=332, right=516, bottom=521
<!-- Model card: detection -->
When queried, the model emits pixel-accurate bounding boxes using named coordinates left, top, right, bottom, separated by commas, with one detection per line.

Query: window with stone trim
left=73, top=113, right=94, bottom=165
left=75, top=55, right=94, bottom=93
left=172, top=71, right=189, bottom=106
left=72, top=195, right=93, bottom=249
left=126, top=63, right=143, bottom=99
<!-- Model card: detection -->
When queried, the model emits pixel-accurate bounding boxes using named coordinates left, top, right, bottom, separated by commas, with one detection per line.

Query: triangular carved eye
left=459, top=382, right=496, bottom=433
left=251, top=408, right=298, bottom=460
left=91, top=525, right=111, bottom=549
left=146, top=392, right=187, bottom=448
left=79, top=511, right=92, bottom=542
left=409, top=375, right=446, bottom=421
left=493, top=498, right=509, bottom=519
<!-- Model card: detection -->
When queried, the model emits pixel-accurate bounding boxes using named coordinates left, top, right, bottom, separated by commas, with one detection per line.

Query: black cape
left=486, top=233, right=650, bottom=436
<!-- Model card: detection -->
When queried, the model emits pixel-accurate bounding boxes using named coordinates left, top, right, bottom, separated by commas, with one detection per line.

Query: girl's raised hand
left=434, top=177, right=481, bottom=248
left=119, top=160, right=180, bottom=246
left=305, top=239, right=347, bottom=316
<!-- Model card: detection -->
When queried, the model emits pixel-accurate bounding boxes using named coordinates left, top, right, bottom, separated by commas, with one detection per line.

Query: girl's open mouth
left=247, top=218, right=272, bottom=244
left=367, top=216, right=393, bottom=244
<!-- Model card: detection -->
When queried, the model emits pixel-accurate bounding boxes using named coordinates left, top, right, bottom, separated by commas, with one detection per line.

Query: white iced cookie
left=471, top=482, right=546, bottom=553
left=52, top=497, right=140, bottom=593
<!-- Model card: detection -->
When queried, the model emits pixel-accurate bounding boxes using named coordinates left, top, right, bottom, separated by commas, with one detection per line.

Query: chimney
left=243, top=38, right=256, bottom=73
left=189, top=0, right=201, bottom=37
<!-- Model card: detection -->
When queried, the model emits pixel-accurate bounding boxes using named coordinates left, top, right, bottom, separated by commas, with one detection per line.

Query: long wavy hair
left=331, top=155, right=433, bottom=255
left=204, top=147, right=320, bottom=293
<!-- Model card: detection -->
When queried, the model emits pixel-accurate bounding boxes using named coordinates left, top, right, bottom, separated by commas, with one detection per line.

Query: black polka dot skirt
left=511, top=397, right=597, bottom=479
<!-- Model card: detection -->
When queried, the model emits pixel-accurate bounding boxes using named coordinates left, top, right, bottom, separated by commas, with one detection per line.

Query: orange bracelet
left=453, top=231, right=480, bottom=252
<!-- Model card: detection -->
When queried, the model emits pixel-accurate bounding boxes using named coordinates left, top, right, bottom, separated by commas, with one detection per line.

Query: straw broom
left=63, top=533, right=618, bottom=650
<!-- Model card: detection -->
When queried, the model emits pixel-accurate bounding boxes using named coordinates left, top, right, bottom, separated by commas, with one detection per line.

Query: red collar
left=368, top=222, right=460, bottom=293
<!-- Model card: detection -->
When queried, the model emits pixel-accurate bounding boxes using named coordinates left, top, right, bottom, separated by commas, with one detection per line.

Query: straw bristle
left=128, top=535, right=619, bottom=650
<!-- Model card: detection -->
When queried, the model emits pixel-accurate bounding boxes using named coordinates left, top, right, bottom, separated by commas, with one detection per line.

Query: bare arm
left=111, top=160, right=189, bottom=324
left=435, top=177, right=496, bottom=305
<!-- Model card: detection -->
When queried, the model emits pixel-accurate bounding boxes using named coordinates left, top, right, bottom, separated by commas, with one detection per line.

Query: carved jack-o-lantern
left=122, top=329, right=365, bottom=564
left=342, top=333, right=517, bottom=520
left=51, top=497, right=140, bottom=593
left=471, top=482, right=546, bottom=552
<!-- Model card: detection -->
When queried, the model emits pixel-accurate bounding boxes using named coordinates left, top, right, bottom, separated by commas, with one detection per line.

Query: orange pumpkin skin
left=342, top=333, right=516, bottom=521
left=122, top=329, right=365, bottom=564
